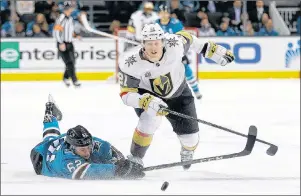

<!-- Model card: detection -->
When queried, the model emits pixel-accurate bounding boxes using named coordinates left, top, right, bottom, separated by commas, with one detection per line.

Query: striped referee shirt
left=54, top=13, right=74, bottom=43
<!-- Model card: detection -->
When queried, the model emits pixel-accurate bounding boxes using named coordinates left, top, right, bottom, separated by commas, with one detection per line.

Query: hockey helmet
left=62, top=1, right=73, bottom=10
left=141, top=23, right=165, bottom=41
left=143, top=2, right=154, bottom=10
left=66, top=125, right=93, bottom=147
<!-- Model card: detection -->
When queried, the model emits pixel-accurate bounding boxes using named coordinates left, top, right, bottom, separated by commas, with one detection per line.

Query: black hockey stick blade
left=143, top=126, right=257, bottom=172
left=243, top=125, right=257, bottom=154
left=266, top=145, right=278, bottom=156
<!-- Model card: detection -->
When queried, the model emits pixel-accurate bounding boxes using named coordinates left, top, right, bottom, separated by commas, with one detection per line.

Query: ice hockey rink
left=1, top=79, right=300, bottom=195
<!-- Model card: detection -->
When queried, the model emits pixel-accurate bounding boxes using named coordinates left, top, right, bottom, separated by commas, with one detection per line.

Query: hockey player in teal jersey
left=30, top=95, right=145, bottom=180
left=156, top=5, right=202, bottom=99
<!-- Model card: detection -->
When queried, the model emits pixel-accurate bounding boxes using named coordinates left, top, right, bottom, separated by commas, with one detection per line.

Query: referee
left=54, top=1, right=80, bottom=87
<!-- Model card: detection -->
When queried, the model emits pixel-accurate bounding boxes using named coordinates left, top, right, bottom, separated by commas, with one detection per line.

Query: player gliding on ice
left=118, top=23, right=234, bottom=170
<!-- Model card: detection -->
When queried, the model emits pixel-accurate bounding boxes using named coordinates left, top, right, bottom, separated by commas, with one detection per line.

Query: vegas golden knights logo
left=150, top=73, right=173, bottom=97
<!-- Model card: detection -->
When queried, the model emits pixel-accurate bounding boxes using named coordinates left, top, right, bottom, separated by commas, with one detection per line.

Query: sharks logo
left=149, top=73, right=173, bottom=97
left=285, top=40, right=300, bottom=68
left=93, top=141, right=102, bottom=152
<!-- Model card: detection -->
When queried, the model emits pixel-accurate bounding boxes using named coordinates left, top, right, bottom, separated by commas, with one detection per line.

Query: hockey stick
left=160, top=105, right=278, bottom=156
left=80, top=14, right=140, bottom=46
left=143, top=125, right=257, bottom=171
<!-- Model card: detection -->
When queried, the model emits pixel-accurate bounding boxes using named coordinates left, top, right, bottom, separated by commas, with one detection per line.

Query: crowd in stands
left=1, top=0, right=300, bottom=38
left=1, top=0, right=94, bottom=37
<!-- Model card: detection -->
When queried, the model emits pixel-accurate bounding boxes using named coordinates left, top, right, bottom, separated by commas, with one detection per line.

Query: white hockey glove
left=203, top=41, right=234, bottom=66
left=139, top=93, right=168, bottom=116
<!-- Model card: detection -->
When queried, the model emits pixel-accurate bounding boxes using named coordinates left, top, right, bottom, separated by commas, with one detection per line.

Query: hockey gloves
left=115, top=159, right=145, bottom=179
left=110, top=145, right=125, bottom=164
left=139, top=93, right=168, bottom=116
left=203, top=41, right=234, bottom=66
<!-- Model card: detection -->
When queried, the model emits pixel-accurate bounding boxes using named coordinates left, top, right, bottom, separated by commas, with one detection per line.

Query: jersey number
left=67, top=160, right=82, bottom=173
left=118, top=72, right=127, bottom=87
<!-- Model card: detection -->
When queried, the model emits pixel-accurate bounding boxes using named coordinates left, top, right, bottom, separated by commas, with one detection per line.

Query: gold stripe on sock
left=182, top=142, right=199, bottom=151
left=132, top=129, right=153, bottom=147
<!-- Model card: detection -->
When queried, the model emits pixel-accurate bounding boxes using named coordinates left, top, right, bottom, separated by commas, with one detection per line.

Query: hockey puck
left=161, top=181, right=169, bottom=191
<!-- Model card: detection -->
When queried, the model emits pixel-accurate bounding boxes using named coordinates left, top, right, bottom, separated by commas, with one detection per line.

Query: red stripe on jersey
left=135, top=128, right=150, bottom=137
left=120, top=92, right=128, bottom=97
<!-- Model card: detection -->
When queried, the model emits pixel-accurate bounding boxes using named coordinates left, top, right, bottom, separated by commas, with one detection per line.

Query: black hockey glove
left=109, top=145, right=125, bottom=164
left=115, top=159, right=145, bottom=179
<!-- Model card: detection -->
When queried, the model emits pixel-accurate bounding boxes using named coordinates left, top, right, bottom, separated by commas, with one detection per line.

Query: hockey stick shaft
left=160, top=106, right=278, bottom=155
left=81, top=14, right=140, bottom=46
left=143, top=125, right=257, bottom=171
left=143, top=151, right=246, bottom=171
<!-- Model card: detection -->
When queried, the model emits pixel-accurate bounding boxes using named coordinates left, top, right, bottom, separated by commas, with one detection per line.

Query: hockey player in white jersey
left=125, top=2, right=159, bottom=50
left=118, top=23, right=234, bottom=170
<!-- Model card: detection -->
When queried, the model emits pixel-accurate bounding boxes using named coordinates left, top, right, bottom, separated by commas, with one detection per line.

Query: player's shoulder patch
left=119, top=49, right=141, bottom=74
left=164, top=33, right=180, bottom=48
left=92, top=137, right=111, bottom=153
left=125, top=55, right=138, bottom=67
left=175, top=30, right=193, bottom=46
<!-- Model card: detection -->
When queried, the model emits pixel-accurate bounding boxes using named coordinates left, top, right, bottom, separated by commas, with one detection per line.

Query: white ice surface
left=1, top=79, right=300, bottom=195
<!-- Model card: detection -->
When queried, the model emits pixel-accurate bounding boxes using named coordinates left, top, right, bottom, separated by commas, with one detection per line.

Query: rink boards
left=1, top=36, right=300, bottom=81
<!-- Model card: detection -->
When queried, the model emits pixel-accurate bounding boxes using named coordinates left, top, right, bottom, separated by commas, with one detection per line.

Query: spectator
left=26, top=13, right=50, bottom=37
left=32, top=24, right=47, bottom=37
left=228, top=0, right=246, bottom=35
left=1, top=21, right=12, bottom=37
left=49, top=3, right=60, bottom=22
left=241, top=21, right=258, bottom=36
left=197, top=11, right=208, bottom=21
left=198, top=1, right=217, bottom=13
left=199, top=18, right=216, bottom=36
left=234, top=12, right=249, bottom=34
left=170, top=0, right=186, bottom=24
left=46, top=4, right=60, bottom=36
left=109, top=20, right=121, bottom=35
left=216, top=21, right=236, bottom=36
left=253, top=12, right=269, bottom=32
left=1, top=0, right=10, bottom=23
left=228, top=0, right=243, bottom=27
left=35, top=0, right=56, bottom=24
left=1, top=0, right=8, bottom=11
left=15, top=22, right=26, bottom=37
left=249, top=0, right=269, bottom=24
left=258, top=19, right=279, bottom=36
left=1, top=12, right=20, bottom=37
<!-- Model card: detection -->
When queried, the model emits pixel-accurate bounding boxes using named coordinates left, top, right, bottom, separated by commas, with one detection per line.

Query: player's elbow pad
left=120, top=92, right=141, bottom=108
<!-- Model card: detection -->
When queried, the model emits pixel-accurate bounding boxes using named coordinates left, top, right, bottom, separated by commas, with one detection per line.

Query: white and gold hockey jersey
left=119, top=30, right=235, bottom=109
left=119, top=32, right=191, bottom=101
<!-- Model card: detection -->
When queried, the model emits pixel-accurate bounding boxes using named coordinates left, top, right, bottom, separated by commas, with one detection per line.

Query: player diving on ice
left=30, top=95, right=145, bottom=180
left=118, top=23, right=234, bottom=170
